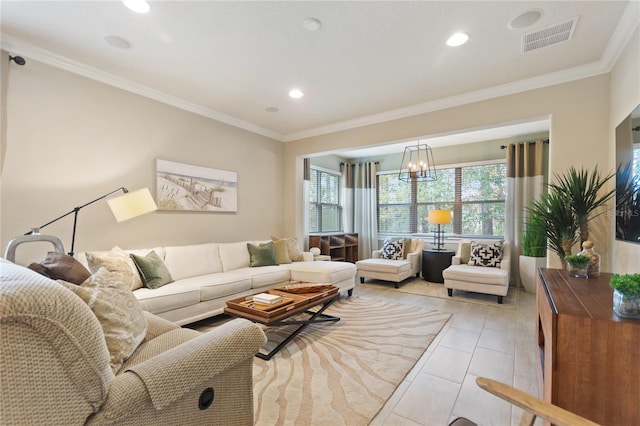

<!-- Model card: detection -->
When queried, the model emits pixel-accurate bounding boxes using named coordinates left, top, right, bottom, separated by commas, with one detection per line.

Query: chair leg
left=497, top=296, right=503, bottom=304
left=394, top=282, right=399, bottom=288
left=447, top=288, right=453, bottom=297
left=348, top=289, right=353, bottom=296
left=360, top=277, right=364, bottom=283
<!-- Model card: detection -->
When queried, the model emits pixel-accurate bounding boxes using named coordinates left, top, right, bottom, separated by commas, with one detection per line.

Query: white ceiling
left=0, top=1, right=637, bottom=146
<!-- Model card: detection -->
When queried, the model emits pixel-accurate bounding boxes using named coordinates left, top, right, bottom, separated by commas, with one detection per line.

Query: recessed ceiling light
left=446, top=32, right=469, bottom=47
left=509, top=9, right=543, bottom=30
left=303, top=18, right=322, bottom=31
left=122, top=0, right=150, bottom=14
left=289, top=89, right=304, bottom=99
left=104, top=35, right=133, bottom=49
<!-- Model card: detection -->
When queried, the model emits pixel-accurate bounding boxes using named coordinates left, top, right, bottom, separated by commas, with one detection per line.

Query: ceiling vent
left=522, top=17, right=577, bottom=53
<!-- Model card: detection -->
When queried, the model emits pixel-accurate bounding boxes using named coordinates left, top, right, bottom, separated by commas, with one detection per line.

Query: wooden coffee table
left=224, top=284, right=341, bottom=360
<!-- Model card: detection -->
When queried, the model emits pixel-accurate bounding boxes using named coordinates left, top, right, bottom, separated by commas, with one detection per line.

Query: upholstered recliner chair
left=0, top=259, right=266, bottom=425
left=356, top=238, right=424, bottom=288
left=442, top=239, right=510, bottom=304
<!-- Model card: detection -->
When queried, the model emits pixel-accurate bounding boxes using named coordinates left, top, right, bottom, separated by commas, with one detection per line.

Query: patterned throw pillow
left=271, top=236, right=303, bottom=262
left=58, top=267, right=147, bottom=374
left=468, top=240, right=503, bottom=267
left=381, top=240, right=404, bottom=260
left=86, top=246, right=143, bottom=291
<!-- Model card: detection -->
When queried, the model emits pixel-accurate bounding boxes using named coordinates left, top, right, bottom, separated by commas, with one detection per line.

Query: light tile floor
left=357, top=281, right=540, bottom=426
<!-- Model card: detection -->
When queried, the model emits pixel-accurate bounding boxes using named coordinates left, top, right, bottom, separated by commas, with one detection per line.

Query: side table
left=422, top=249, right=455, bottom=283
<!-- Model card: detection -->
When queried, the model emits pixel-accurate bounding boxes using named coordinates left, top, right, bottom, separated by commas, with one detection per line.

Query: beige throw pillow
left=58, top=268, right=147, bottom=374
left=86, top=246, right=143, bottom=291
left=271, top=236, right=303, bottom=262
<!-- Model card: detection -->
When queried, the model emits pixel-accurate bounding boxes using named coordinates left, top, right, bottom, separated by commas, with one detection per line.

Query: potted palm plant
left=527, top=190, right=579, bottom=266
left=527, top=166, right=615, bottom=269
left=550, top=166, right=615, bottom=244
left=610, top=273, right=640, bottom=318
left=519, top=211, right=547, bottom=293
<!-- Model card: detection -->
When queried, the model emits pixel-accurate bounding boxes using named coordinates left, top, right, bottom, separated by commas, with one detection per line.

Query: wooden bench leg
left=348, top=289, right=353, bottom=296
left=497, top=296, right=503, bottom=304
left=360, top=277, right=364, bottom=283
left=447, top=288, right=453, bottom=297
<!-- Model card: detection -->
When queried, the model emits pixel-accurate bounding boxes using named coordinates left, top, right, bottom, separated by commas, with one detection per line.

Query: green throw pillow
left=130, top=250, right=174, bottom=289
left=248, top=242, right=278, bottom=267
left=460, top=242, right=471, bottom=264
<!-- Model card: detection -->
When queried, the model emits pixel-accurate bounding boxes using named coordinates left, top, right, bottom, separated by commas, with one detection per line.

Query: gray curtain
left=504, top=140, right=546, bottom=286
left=342, top=162, right=378, bottom=260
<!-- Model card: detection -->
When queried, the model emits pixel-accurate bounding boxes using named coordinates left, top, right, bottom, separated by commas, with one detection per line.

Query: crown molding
left=282, top=60, right=610, bottom=142
left=0, top=34, right=284, bottom=141
left=3, top=5, right=637, bottom=145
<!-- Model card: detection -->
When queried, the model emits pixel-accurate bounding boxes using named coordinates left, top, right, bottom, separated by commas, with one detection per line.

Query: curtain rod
left=500, top=139, right=549, bottom=149
left=339, top=161, right=380, bottom=166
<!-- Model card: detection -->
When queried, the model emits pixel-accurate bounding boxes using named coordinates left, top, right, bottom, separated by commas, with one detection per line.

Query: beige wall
left=284, top=75, right=614, bottom=270
left=1, top=58, right=283, bottom=265
left=3, top=27, right=638, bottom=273
left=610, top=26, right=640, bottom=274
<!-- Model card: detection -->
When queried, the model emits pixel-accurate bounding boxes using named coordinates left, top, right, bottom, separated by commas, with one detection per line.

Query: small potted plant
left=564, top=254, right=591, bottom=278
left=610, top=273, right=640, bottom=319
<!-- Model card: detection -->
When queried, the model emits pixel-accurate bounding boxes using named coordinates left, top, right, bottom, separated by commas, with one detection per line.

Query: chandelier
left=398, top=143, right=437, bottom=182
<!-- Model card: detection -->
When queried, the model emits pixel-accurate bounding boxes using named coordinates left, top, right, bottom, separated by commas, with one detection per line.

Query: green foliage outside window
left=378, top=162, right=506, bottom=237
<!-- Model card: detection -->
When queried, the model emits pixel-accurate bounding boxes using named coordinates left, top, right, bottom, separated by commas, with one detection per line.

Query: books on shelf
left=252, top=293, right=283, bottom=305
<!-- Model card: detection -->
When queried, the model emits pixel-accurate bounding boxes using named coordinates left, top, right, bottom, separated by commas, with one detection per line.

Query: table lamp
left=427, top=209, right=451, bottom=251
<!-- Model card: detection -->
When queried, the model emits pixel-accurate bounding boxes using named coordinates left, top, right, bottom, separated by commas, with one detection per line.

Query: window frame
left=377, top=159, right=506, bottom=238
left=308, top=165, right=343, bottom=233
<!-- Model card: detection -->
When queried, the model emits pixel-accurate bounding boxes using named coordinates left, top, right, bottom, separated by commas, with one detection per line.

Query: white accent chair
left=356, top=239, right=424, bottom=288
left=442, top=239, right=510, bottom=304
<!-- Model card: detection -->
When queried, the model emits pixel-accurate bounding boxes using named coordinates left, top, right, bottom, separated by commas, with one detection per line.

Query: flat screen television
left=615, top=104, right=640, bottom=244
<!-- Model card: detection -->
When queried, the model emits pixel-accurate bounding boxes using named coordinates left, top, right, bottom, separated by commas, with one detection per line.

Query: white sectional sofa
left=77, top=240, right=357, bottom=325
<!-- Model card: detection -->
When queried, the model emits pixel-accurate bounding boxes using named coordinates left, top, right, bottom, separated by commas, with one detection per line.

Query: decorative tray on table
left=276, top=282, right=337, bottom=294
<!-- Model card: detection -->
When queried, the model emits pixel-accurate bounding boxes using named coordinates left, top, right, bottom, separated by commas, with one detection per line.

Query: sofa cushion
left=195, top=274, right=253, bottom=301
left=164, top=243, right=222, bottom=280
left=247, top=242, right=278, bottom=267
left=86, top=246, right=144, bottom=291
left=442, top=264, right=508, bottom=286
left=130, top=251, right=174, bottom=289
left=58, top=267, right=147, bottom=374
left=244, top=266, right=292, bottom=289
left=219, top=241, right=252, bottom=272
left=468, top=240, right=503, bottom=267
left=134, top=283, right=201, bottom=314
left=289, top=261, right=357, bottom=284
left=356, top=258, right=411, bottom=274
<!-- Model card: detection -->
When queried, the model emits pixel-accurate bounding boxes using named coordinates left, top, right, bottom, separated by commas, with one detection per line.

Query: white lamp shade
left=107, top=187, right=157, bottom=222
left=428, top=210, right=451, bottom=225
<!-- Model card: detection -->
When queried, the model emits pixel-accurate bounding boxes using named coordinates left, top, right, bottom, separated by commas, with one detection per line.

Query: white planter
left=519, top=255, right=546, bottom=293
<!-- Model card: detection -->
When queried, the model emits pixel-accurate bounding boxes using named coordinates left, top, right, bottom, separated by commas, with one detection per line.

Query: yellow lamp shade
left=107, top=187, right=157, bottom=222
left=428, top=210, right=451, bottom=225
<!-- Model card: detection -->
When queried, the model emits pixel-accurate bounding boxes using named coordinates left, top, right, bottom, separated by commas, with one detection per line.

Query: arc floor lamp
left=6, top=187, right=157, bottom=260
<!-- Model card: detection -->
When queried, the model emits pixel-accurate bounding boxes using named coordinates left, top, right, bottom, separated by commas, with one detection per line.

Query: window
left=378, top=162, right=506, bottom=237
left=309, top=167, right=342, bottom=233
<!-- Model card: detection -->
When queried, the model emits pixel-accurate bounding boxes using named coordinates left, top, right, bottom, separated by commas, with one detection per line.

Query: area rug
left=252, top=296, right=450, bottom=425
left=360, top=277, right=520, bottom=310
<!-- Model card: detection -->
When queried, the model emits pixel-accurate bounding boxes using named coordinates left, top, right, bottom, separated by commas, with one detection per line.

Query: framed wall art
left=156, top=159, right=238, bottom=212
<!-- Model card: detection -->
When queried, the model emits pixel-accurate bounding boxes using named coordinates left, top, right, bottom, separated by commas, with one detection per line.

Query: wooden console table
left=536, top=268, right=640, bottom=425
